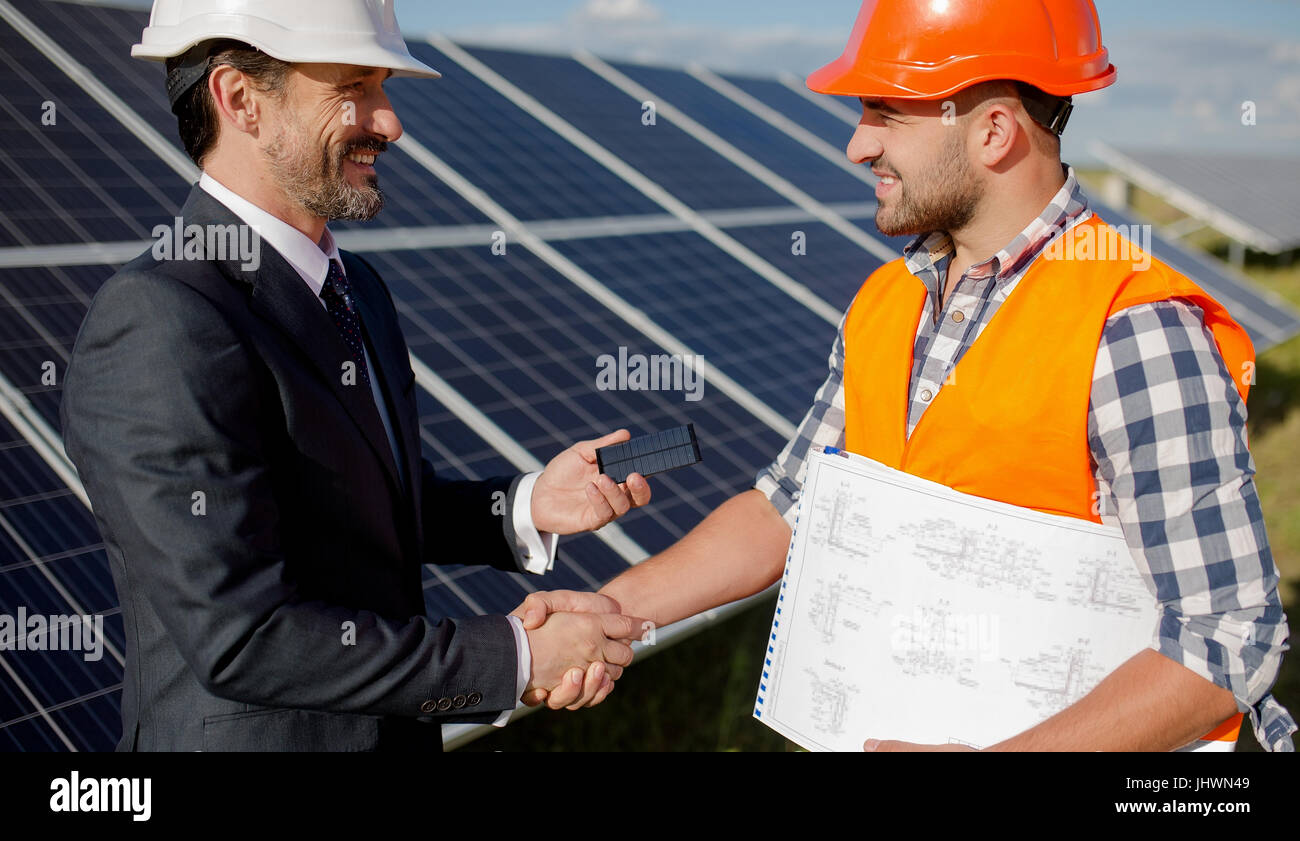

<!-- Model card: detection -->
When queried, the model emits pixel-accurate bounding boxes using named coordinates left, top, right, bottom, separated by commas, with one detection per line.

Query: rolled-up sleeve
left=1088, top=299, right=1294, bottom=751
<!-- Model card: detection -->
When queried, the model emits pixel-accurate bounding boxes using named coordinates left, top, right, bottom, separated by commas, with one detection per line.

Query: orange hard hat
left=808, top=0, right=1117, bottom=100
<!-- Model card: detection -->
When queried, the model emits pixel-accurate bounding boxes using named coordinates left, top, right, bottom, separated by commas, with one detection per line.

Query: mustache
left=337, top=137, right=389, bottom=160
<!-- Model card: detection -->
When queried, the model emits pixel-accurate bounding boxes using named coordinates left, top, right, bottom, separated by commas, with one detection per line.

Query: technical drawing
left=806, top=574, right=892, bottom=644
left=1064, top=550, right=1154, bottom=617
left=902, top=519, right=1055, bottom=598
left=1009, top=640, right=1108, bottom=716
left=802, top=669, right=859, bottom=736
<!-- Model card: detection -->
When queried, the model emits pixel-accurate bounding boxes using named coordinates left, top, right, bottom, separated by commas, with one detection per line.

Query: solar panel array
left=1, top=0, right=1296, bottom=752
left=1095, top=144, right=1300, bottom=255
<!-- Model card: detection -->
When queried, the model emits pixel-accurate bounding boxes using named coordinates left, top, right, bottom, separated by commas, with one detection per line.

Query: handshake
left=510, top=590, right=652, bottom=711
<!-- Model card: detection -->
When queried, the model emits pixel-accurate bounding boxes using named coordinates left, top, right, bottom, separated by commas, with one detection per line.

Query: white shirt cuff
left=492, top=614, right=532, bottom=727
left=512, top=471, right=558, bottom=575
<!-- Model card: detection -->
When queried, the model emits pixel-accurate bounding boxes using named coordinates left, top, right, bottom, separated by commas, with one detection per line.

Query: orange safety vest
left=842, top=214, right=1251, bottom=748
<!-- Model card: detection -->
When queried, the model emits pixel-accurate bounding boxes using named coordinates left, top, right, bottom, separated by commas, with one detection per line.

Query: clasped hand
left=510, top=590, right=650, bottom=711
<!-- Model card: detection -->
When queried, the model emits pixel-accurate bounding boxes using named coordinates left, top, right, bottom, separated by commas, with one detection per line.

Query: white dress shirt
left=199, top=173, right=557, bottom=724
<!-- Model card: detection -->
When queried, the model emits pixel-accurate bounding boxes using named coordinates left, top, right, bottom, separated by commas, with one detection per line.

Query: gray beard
left=264, top=130, right=385, bottom=222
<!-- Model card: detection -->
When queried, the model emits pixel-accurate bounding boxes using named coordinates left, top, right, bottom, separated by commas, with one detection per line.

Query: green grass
left=459, top=595, right=793, bottom=752
left=463, top=180, right=1300, bottom=753
left=1231, top=260, right=1300, bottom=752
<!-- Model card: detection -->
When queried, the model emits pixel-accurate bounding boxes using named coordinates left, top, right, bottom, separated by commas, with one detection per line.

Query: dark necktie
left=321, top=259, right=371, bottom=388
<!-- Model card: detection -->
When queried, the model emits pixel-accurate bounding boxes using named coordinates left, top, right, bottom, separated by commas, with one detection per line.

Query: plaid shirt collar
left=901, top=165, right=1091, bottom=317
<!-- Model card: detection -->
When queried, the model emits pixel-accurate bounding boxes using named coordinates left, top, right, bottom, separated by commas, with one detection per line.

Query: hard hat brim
left=807, top=55, right=1116, bottom=101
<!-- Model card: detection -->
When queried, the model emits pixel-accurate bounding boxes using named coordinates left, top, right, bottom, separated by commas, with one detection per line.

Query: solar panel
left=547, top=230, right=837, bottom=421
left=721, top=73, right=867, bottom=151
left=720, top=220, right=885, bottom=313
left=0, top=255, right=132, bottom=745
left=387, top=42, right=663, bottom=222
left=1098, top=145, right=1300, bottom=253
left=464, top=45, right=793, bottom=211
left=0, top=411, right=124, bottom=752
left=0, top=14, right=188, bottom=246
left=597, top=424, right=702, bottom=484
left=608, top=61, right=866, bottom=205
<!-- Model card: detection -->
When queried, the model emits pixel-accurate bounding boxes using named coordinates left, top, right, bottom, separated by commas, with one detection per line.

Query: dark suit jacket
left=61, top=185, right=527, bottom=751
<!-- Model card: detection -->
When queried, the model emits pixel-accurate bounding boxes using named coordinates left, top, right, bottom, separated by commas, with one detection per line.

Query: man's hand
left=531, top=430, right=651, bottom=535
left=512, top=590, right=622, bottom=629
left=521, top=611, right=645, bottom=711
left=864, top=739, right=976, bottom=752
left=512, top=590, right=631, bottom=709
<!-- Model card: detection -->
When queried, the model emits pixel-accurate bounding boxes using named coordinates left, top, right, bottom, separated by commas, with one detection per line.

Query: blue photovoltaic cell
left=0, top=419, right=122, bottom=635
left=834, top=95, right=862, bottom=114
left=721, top=74, right=863, bottom=152
left=0, top=263, right=107, bottom=429
left=465, top=46, right=792, bottom=212
left=0, top=413, right=125, bottom=752
left=611, top=61, right=865, bottom=204
left=6, top=1, right=170, bottom=137
left=9, top=0, right=492, bottom=231
left=548, top=231, right=839, bottom=423
left=1, top=705, right=72, bottom=751
left=720, top=222, right=887, bottom=313
left=2, top=640, right=121, bottom=724
left=46, top=690, right=123, bottom=751
left=389, top=42, right=662, bottom=222
left=597, top=424, right=701, bottom=483
left=0, top=15, right=189, bottom=246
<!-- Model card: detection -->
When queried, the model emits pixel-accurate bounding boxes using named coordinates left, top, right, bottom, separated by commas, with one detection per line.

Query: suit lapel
left=179, top=187, right=404, bottom=494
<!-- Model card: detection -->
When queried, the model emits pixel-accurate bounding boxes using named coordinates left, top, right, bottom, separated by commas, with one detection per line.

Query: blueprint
left=754, top=448, right=1158, bottom=751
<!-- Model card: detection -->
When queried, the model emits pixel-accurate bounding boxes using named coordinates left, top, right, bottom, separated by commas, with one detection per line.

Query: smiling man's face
left=261, top=63, right=402, bottom=222
left=849, top=95, right=982, bottom=238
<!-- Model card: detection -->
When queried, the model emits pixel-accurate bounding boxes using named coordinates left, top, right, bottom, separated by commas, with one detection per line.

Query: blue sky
left=103, top=0, right=1300, bottom=161
left=418, top=0, right=1300, bottom=33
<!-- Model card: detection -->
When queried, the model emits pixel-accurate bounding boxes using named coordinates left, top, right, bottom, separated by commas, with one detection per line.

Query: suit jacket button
left=436, top=697, right=453, bottom=712
left=467, top=691, right=482, bottom=706
left=420, top=700, right=437, bottom=714
left=452, top=694, right=468, bottom=709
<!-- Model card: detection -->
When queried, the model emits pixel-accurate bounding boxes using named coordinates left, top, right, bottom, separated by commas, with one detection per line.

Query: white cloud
left=447, top=1, right=843, bottom=76
left=1062, top=28, right=1300, bottom=160
left=575, top=0, right=662, bottom=23
left=1269, top=41, right=1300, bottom=64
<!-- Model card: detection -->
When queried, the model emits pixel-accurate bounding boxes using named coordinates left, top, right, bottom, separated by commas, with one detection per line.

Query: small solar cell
left=597, top=424, right=702, bottom=483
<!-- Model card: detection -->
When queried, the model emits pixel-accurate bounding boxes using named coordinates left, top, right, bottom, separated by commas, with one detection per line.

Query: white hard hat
left=134, top=0, right=440, bottom=108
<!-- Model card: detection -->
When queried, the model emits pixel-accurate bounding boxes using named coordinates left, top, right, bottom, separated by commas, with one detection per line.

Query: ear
left=970, top=101, right=1021, bottom=169
left=208, top=64, right=263, bottom=137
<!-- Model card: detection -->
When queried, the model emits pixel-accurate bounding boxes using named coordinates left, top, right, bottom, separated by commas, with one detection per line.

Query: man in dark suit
left=60, top=0, right=650, bottom=751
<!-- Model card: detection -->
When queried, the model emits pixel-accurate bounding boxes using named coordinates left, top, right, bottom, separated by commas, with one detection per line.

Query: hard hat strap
left=1018, top=86, right=1074, bottom=137
left=166, top=43, right=214, bottom=112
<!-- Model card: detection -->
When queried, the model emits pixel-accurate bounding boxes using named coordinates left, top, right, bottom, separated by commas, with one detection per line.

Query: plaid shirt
left=755, top=167, right=1295, bottom=751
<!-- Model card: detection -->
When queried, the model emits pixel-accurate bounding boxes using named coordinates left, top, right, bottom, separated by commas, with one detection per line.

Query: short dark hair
left=953, top=80, right=1063, bottom=154
left=167, top=40, right=291, bottom=168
